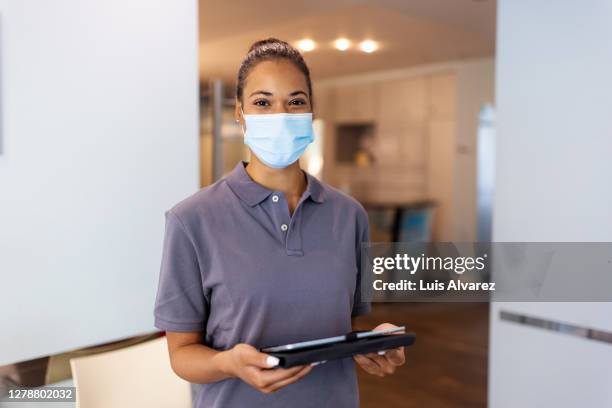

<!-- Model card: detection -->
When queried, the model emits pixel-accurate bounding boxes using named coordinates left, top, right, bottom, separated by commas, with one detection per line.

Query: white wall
left=0, top=0, right=199, bottom=365
left=490, top=0, right=612, bottom=406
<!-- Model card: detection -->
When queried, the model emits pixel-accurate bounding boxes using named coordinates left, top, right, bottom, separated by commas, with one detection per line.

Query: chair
left=70, top=336, right=192, bottom=408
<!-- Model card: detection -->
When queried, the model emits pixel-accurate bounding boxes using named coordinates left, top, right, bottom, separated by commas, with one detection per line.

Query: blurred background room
left=198, top=1, right=496, bottom=406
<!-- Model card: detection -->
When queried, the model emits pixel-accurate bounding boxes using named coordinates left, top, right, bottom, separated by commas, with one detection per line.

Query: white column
left=490, top=1, right=612, bottom=406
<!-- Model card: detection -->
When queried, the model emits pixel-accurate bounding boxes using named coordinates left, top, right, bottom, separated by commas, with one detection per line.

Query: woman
left=154, top=38, right=405, bottom=407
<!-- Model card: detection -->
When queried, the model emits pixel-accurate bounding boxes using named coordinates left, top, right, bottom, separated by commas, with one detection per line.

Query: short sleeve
left=351, top=209, right=371, bottom=317
left=153, top=210, right=208, bottom=332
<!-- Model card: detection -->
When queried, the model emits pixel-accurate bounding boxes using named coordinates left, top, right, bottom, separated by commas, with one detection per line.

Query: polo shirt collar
left=304, top=171, right=325, bottom=204
left=226, top=161, right=325, bottom=207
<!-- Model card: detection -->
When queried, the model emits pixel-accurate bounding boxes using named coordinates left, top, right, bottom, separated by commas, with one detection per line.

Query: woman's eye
left=289, top=99, right=306, bottom=106
left=253, top=99, right=270, bottom=107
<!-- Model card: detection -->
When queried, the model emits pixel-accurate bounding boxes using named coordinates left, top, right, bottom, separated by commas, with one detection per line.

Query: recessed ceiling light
left=334, top=38, right=351, bottom=51
left=296, top=39, right=316, bottom=52
left=359, top=40, right=378, bottom=53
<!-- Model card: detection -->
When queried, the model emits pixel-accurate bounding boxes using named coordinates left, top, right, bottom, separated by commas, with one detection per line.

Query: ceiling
left=199, top=0, right=496, bottom=84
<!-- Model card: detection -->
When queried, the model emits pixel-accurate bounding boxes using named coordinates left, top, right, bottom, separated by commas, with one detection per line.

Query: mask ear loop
left=238, top=107, right=246, bottom=134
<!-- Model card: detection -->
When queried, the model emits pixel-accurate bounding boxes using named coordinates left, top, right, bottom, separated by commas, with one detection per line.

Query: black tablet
left=260, top=327, right=416, bottom=368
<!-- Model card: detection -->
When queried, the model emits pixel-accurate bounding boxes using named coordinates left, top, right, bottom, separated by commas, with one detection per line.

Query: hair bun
left=248, top=38, right=290, bottom=54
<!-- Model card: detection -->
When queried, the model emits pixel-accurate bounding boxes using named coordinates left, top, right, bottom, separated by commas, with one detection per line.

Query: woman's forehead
left=244, top=60, right=308, bottom=94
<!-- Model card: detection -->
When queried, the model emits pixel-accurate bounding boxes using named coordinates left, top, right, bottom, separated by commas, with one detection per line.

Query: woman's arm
left=166, top=331, right=313, bottom=393
left=166, top=331, right=231, bottom=383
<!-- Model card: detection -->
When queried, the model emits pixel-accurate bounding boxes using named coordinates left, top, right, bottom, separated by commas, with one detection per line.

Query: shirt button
left=280, top=223, right=288, bottom=232
left=272, top=194, right=279, bottom=203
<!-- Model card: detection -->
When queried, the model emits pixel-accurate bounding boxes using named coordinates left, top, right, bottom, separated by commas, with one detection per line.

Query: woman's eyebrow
left=249, top=90, right=273, bottom=97
left=289, top=90, right=307, bottom=97
left=248, top=90, right=308, bottom=97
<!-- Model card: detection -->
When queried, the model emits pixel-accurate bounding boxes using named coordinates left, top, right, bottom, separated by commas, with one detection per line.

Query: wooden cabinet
left=378, top=77, right=428, bottom=125
left=325, top=72, right=460, bottom=240
left=375, top=77, right=428, bottom=170
left=429, top=73, right=456, bottom=120
left=376, top=122, right=427, bottom=169
left=333, top=83, right=378, bottom=123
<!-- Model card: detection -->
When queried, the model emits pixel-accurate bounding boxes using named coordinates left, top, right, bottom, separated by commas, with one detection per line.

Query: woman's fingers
left=374, top=348, right=405, bottom=365
left=354, top=354, right=385, bottom=377
left=367, top=353, right=397, bottom=375
left=233, top=343, right=280, bottom=369
left=385, top=347, right=405, bottom=365
left=260, top=364, right=313, bottom=394
left=230, top=344, right=313, bottom=392
left=362, top=322, right=407, bottom=375
left=356, top=351, right=402, bottom=376
left=372, top=322, right=399, bottom=332
left=245, top=364, right=312, bottom=392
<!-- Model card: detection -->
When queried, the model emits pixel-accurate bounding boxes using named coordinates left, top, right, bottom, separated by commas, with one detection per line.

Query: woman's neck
left=245, top=158, right=307, bottom=209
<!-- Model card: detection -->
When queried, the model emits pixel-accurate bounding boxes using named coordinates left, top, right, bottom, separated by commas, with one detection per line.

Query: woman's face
left=236, top=59, right=312, bottom=123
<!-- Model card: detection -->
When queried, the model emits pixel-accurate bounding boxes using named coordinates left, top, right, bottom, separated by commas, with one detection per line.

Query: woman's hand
left=353, top=322, right=406, bottom=377
left=216, top=343, right=313, bottom=394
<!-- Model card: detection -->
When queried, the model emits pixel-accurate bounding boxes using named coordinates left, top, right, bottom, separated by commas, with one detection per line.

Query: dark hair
left=236, top=38, right=313, bottom=107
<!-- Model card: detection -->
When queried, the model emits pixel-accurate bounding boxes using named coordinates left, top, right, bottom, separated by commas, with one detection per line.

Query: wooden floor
left=353, top=303, right=489, bottom=408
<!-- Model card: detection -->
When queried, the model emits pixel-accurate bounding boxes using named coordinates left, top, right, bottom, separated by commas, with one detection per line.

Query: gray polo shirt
left=154, top=161, right=370, bottom=408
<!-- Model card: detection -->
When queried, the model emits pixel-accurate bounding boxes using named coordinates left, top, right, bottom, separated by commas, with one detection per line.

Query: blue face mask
left=241, top=110, right=314, bottom=169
